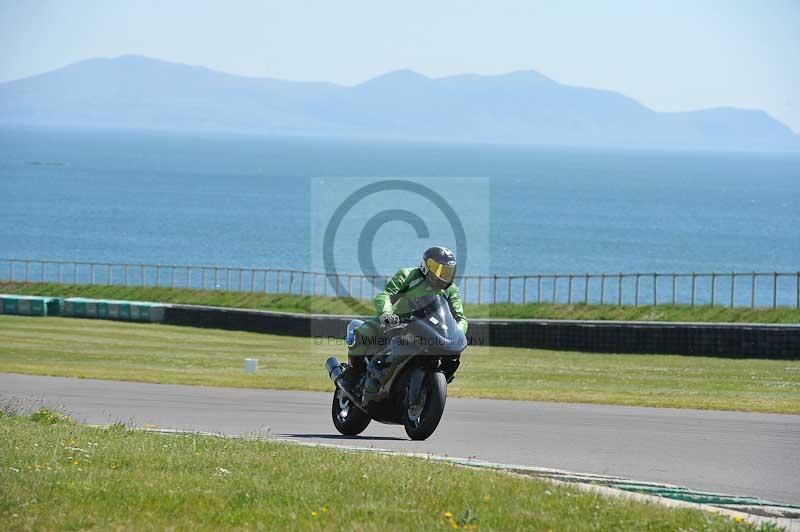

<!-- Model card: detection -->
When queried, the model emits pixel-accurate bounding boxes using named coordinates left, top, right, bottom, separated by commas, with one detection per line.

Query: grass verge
left=0, top=408, right=769, bottom=531
left=1, top=315, right=798, bottom=413
left=3, top=282, right=800, bottom=323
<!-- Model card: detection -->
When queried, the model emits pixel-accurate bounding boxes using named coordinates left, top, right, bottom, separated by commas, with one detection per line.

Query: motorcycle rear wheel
left=403, top=371, right=447, bottom=440
left=331, top=388, right=371, bottom=436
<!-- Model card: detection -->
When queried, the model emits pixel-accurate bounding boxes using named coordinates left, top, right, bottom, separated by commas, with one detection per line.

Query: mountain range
left=1, top=55, right=797, bottom=150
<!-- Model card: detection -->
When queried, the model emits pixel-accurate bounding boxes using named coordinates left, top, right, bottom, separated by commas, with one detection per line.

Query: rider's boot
left=362, top=355, right=389, bottom=403
left=338, top=364, right=363, bottom=395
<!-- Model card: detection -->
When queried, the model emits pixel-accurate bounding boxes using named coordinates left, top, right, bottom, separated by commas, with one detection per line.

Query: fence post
left=186, top=267, right=191, bottom=289
left=711, top=272, right=716, bottom=307
left=552, top=275, right=558, bottom=303
left=773, top=272, right=778, bottom=309
left=238, top=269, right=243, bottom=292
left=584, top=273, right=589, bottom=304
left=359, top=276, right=364, bottom=301
left=91, top=263, right=96, bottom=285
left=567, top=274, right=573, bottom=304
left=312, top=273, right=318, bottom=296
left=107, top=264, right=112, bottom=286
left=226, top=269, right=231, bottom=290
left=24, top=259, right=29, bottom=283
left=507, top=276, right=512, bottom=304
left=522, top=275, right=528, bottom=304
left=58, top=261, right=62, bottom=283
left=492, top=275, right=498, bottom=304
left=73, top=263, right=78, bottom=284
left=155, top=265, right=160, bottom=287
left=618, top=274, right=623, bottom=306
left=634, top=273, right=640, bottom=307
left=672, top=273, right=676, bottom=305
left=600, top=273, right=605, bottom=304
left=124, top=265, right=129, bottom=286
left=371, top=275, right=377, bottom=300
left=730, top=273, right=735, bottom=308
left=751, top=273, right=756, bottom=309
left=691, top=273, right=696, bottom=307
left=653, top=273, right=657, bottom=305
left=536, top=275, right=542, bottom=304
left=200, top=268, right=206, bottom=289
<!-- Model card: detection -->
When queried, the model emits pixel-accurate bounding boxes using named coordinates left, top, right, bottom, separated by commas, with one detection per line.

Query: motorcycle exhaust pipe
left=325, top=357, right=368, bottom=413
left=326, top=357, right=344, bottom=382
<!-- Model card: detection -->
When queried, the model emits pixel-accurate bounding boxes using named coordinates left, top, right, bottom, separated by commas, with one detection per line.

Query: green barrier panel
left=46, top=297, right=61, bottom=316
left=2, top=297, right=18, bottom=314
left=61, top=298, right=165, bottom=323
left=63, top=300, right=88, bottom=317
left=0, top=295, right=62, bottom=316
left=116, top=303, right=131, bottom=320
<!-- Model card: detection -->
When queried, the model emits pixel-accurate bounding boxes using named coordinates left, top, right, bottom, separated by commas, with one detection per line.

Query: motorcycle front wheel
left=331, top=388, right=371, bottom=436
left=403, top=371, right=447, bottom=440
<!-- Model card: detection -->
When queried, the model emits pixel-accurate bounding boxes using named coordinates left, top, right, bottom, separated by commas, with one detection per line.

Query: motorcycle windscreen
left=405, top=294, right=467, bottom=353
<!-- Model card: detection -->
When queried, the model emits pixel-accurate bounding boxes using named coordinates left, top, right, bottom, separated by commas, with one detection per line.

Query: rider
left=342, top=246, right=468, bottom=397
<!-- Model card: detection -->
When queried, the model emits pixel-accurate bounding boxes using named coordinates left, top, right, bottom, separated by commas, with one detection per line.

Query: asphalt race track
left=2, top=373, right=798, bottom=505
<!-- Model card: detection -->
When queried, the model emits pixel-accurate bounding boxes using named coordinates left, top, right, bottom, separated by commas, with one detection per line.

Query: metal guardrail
left=0, top=258, right=799, bottom=309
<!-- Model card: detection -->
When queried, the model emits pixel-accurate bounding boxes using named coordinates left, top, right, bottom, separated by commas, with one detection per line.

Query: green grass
left=2, top=315, right=798, bottom=414
left=0, top=409, right=769, bottom=531
left=4, top=282, right=800, bottom=323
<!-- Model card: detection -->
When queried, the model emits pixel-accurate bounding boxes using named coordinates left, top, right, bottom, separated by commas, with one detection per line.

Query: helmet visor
left=425, top=257, right=456, bottom=284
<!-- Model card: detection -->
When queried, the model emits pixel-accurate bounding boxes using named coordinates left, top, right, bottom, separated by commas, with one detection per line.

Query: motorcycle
left=325, top=293, right=466, bottom=440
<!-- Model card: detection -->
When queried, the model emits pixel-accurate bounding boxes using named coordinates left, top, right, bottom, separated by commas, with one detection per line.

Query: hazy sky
left=1, top=0, right=798, bottom=131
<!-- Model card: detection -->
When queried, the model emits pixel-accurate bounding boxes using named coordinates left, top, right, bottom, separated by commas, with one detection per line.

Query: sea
left=1, top=126, right=798, bottom=304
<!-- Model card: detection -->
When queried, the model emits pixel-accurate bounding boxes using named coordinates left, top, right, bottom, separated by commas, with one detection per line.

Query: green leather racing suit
left=346, top=267, right=468, bottom=369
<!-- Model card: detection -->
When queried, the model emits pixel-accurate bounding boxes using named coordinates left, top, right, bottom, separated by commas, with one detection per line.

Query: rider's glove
left=380, top=312, right=400, bottom=327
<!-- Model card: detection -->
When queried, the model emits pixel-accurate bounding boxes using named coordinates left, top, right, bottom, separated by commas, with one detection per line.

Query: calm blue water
left=1, top=126, right=798, bottom=304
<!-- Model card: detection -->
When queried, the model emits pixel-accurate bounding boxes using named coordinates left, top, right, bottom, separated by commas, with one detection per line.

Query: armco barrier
left=464, top=319, right=800, bottom=359
left=163, top=304, right=800, bottom=359
left=0, top=294, right=61, bottom=316
left=4, top=293, right=797, bottom=358
left=163, top=304, right=351, bottom=339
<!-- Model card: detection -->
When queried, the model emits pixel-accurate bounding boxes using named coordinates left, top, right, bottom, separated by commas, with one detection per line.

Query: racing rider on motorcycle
left=341, top=246, right=468, bottom=400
